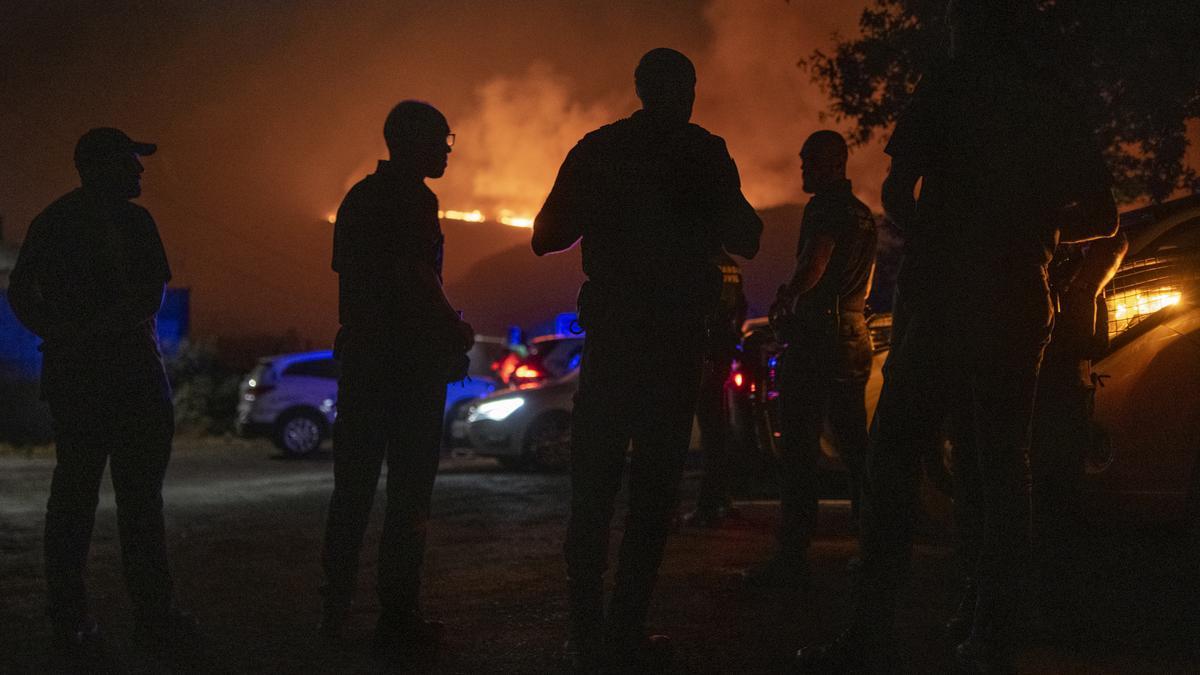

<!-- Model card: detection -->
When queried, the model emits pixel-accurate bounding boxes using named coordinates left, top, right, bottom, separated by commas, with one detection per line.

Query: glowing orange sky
left=1, top=1, right=890, bottom=342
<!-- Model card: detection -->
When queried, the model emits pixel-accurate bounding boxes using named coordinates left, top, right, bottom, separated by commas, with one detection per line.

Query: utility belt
left=776, top=293, right=846, bottom=346
left=576, top=280, right=709, bottom=335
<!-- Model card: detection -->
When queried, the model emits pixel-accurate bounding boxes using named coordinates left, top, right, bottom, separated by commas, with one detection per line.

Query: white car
left=463, top=335, right=585, bottom=470
left=236, top=346, right=501, bottom=456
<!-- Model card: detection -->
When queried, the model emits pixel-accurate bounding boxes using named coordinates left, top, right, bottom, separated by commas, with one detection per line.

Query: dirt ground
left=1, top=437, right=1196, bottom=674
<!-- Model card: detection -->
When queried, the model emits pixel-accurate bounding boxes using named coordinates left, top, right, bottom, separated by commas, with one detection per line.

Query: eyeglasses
left=446, top=133, right=455, bottom=148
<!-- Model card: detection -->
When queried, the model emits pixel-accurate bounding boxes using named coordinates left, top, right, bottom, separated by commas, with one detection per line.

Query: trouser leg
left=108, top=401, right=176, bottom=621
left=950, top=392, right=983, bottom=582
left=854, top=304, right=950, bottom=633
left=827, top=372, right=870, bottom=527
left=607, top=361, right=700, bottom=645
left=695, top=358, right=732, bottom=512
left=377, top=380, right=446, bottom=616
left=44, top=420, right=109, bottom=630
left=321, top=406, right=387, bottom=606
left=1030, top=376, right=1088, bottom=553
left=969, top=362, right=1040, bottom=634
left=776, top=350, right=827, bottom=557
left=564, top=336, right=634, bottom=641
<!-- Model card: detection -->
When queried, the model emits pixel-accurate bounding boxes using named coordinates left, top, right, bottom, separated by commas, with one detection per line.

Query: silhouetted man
left=797, top=2, right=1117, bottom=672
left=320, top=101, right=473, bottom=665
left=743, top=131, right=875, bottom=589
left=685, top=250, right=747, bottom=528
left=8, top=128, right=197, bottom=669
left=533, top=48, right=762, bottom=672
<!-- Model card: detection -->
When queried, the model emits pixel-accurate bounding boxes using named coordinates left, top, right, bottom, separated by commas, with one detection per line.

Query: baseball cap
left=74, top=127, right=157, bottom=168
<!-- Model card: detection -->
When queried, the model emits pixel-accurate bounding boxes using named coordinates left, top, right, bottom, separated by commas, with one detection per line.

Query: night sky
left=2, top=1, right=884, bottom=342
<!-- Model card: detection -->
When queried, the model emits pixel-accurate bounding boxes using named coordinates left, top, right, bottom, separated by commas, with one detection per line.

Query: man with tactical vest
left=743, top=130, right=876, bottom=589
left=533, top=48, right=762, bottom=673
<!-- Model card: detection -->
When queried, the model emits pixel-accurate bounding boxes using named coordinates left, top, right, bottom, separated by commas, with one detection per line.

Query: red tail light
left=512, top=364, right=545, bottom=382
left=732, top=372, right=744, bottom=388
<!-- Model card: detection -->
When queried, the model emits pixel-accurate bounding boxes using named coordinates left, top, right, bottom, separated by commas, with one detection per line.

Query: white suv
left=236, top=349, right=498, bottom=456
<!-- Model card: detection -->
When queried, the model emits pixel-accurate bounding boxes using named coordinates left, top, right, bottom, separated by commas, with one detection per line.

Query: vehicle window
left=1102, top=252, right=1197, bottom=338
left=283, top=358, right=341, bottom=380
left=535, top=338, right=585, bottom=377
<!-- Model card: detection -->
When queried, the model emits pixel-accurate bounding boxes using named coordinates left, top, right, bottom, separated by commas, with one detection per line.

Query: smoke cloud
left=427, top=0, right=883, bottom=219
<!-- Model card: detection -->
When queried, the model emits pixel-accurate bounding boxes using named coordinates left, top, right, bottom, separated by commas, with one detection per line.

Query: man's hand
left=769, top=284, right=794, bottom=325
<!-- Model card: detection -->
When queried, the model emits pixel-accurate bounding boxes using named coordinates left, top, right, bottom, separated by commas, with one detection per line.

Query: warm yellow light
left=1107, top=287, right=1182, bottom=336
left=442, top=209, right=485, bottom=223
left=325, top=213, right=337, bottom=224
left=499, top=215, right=534, bottom=228
left=497, top=209, right=534, bottom=228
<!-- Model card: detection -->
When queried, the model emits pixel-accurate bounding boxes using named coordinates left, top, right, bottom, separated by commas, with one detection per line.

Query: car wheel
left=525, top=412, right=572, bottom=472
left=443, top=399, right=474, bottom=448
left=274, top=409, right=325, bottom=457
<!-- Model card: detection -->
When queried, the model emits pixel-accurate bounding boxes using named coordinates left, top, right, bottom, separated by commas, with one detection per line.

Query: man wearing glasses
left=319, top=100, right=473, bottom=667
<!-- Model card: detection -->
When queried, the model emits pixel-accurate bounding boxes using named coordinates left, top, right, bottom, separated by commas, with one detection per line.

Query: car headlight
left=468, top=397, right=525, bottom=422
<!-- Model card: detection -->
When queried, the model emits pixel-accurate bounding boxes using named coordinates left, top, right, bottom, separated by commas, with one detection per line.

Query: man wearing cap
left=743, top=130, right=876, bottom=589
left=8, top=128, right=197, bottom=667
left=534, top=48, right=762, bottom=672
left=319, top=100, right=473, bottom=665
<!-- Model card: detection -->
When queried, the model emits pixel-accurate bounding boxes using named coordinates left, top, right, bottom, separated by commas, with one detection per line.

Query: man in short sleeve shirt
left=319, top=101, right=474, bottom=665
left=743, top=131, right=876, bottom=589
left=8, top=128, right=195, bottom=668
left=534, top=48, right=762, bottom=671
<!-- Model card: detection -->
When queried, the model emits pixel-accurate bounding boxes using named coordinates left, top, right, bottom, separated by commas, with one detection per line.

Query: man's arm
left=533, top=145, right=588, bottom=256
left=881, top=158, right=921, bottom=235
left=788, top=235, right=836, bottom=296
left=1069, top=232, right=1128, bottom=300
left=706, top=138, right=762, bottom=259
left=7, top=217, right=75, bottom=339
left=408, top=259, right=474, bottom=350
left=1056, top=232, right=1128, bottom=354
left=77, top=282, right=165, bottom=336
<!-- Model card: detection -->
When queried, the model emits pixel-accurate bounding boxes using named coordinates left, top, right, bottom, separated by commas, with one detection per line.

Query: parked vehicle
left=237, top=342, right=503, bottom=456
left=1085, top=196, right=1200, bottom=524
left=464, top=367, right=578, bottom=471
left=731, top=196, right=1200, bottom=529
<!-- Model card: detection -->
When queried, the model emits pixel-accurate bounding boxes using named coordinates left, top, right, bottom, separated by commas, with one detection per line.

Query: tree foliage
left=805, top=0, right=1200, bottom=202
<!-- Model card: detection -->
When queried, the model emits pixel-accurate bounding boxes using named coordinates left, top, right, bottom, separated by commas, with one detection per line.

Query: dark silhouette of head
left=799, top=130, right=848, bottom=195
left=945, top=0, right=1035, bottom=60
left=384, top=100, right=452, bottom=179
left=74, top=128, right=156, bottom=200
left=635, top=48, right=696, bottom=125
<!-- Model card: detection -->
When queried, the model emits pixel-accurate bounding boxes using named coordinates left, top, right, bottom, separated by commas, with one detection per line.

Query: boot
left=944, top=579, right=976, bottom=643
left=565, top=578, right=605, bottom=673
left=52, top=615, right=116, bottom=673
